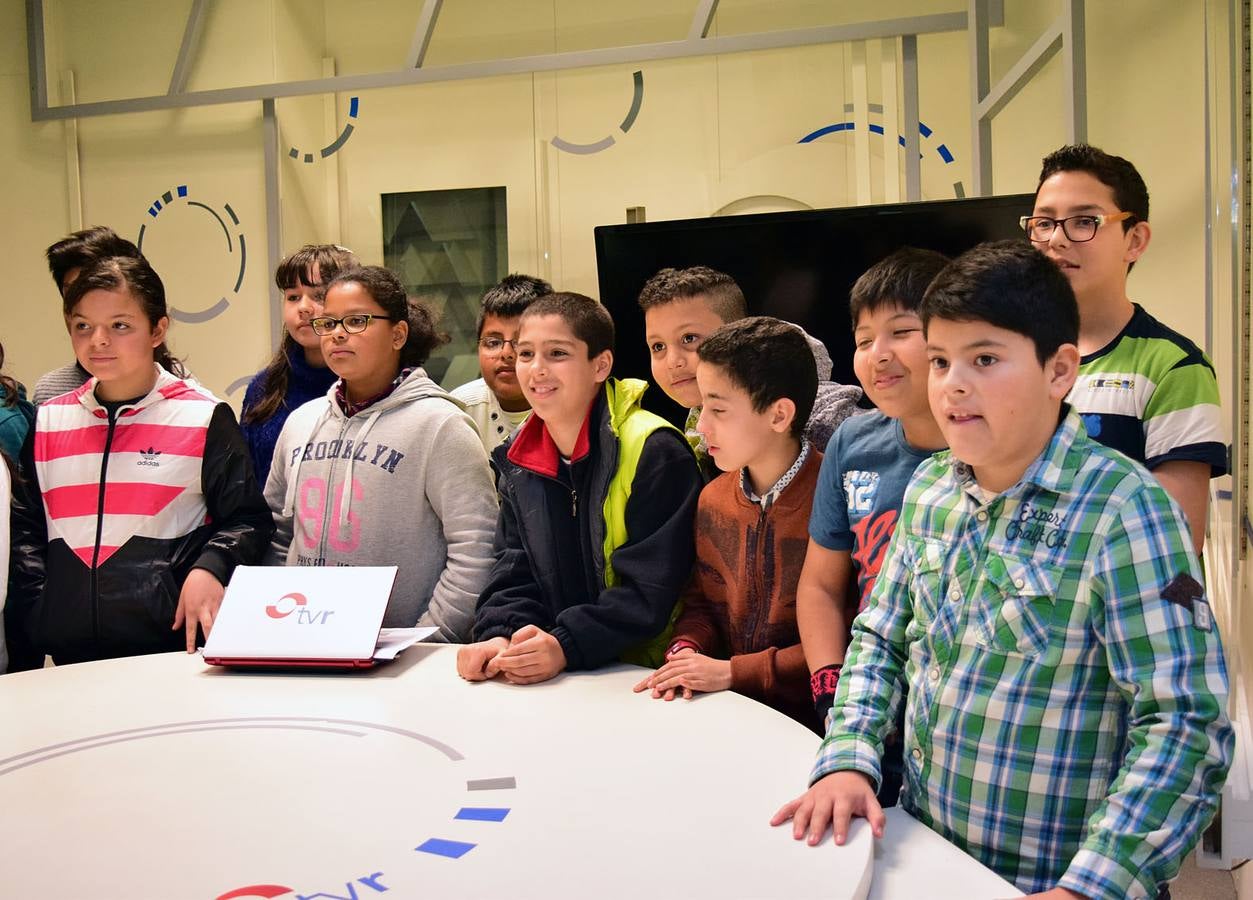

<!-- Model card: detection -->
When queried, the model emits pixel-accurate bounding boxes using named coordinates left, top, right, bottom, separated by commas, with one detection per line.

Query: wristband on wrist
left=810, top=663, right=843, bottom=703
left=666, top=639, right=701, bottom=659
left=811, top=663, right=843, bottom=722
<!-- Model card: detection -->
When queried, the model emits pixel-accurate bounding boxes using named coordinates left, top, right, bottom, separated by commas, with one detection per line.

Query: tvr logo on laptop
left=265, top=592, right=336, bottom=625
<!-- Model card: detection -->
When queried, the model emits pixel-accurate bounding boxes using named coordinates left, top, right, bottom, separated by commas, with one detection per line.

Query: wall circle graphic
left=799, top=103, right=968, bottom=198
left=288, top=95, right=361, bottom=163
left=136, top=185, right=247, bottom=324
left=551, top=70, right=644, bottom=155
left=225, top=375, right=253, bottom=397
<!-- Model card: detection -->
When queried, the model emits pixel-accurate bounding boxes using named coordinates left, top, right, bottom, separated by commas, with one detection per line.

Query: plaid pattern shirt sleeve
left=1057, top=486, right=1233, bottom=900
left=805, top=410, right=1232, bottom=898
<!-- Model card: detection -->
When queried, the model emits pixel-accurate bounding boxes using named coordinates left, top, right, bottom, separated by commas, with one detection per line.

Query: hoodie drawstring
left=281, top=404, right=333, bottom=518
left=338, top=407, right=383, bottom=528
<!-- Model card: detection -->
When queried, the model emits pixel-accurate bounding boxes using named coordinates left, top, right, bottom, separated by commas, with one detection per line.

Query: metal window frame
left=28, top=1, right=1031, bottom=343
left=168, top=0, right=211, bottom=95
left=25, top=4, right=987, bottom=121
left=968, top=0, right=1085, bottom=196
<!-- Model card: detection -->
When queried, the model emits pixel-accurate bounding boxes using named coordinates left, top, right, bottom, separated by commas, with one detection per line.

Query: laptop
left=202, top=565, right=433, bottom=669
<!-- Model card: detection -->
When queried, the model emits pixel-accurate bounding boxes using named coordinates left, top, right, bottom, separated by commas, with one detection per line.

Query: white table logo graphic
left=0, top=717, right=516, bottom=899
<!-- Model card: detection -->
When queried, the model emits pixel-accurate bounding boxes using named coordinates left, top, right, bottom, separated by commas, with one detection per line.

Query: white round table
left=0, top=646, right=876, bottom=899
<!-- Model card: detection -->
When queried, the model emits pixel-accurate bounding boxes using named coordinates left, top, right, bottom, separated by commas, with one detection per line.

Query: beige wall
left=2, top=0, right=1220, bottom=406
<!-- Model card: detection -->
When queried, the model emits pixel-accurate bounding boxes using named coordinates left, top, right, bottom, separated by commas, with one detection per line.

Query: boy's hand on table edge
left=632, top=651, right=730, bottom=699
left=493, top=624, right=566, bottom=684
left=770, top=771, right=885, bottom=846
left=456, top=637, right=509, bottom=680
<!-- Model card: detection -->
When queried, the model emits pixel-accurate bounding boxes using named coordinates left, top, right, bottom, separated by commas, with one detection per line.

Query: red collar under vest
left=506, top=399, right=596, bottom=478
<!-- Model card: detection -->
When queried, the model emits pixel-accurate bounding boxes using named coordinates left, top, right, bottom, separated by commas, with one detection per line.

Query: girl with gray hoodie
left=264, top=266, right=498, bottom=642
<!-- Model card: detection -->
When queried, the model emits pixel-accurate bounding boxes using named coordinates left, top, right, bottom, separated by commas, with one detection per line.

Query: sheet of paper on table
left=373, top=627, right=437, bottom=660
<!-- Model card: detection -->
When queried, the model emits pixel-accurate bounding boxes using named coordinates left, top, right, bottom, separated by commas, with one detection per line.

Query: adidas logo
left=137, top=447, right=162, bottom=468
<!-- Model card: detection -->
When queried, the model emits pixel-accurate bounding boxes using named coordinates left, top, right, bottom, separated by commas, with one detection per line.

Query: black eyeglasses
left=1019, top=211, right=1133, bottom=243
left=309, top=314, right=396, bottom=336
left=478, top=337, right=518, bottom=356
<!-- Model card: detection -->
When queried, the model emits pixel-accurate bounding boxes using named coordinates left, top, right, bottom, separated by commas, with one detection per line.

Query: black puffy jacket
left=7, top=371, right=273, bottom=666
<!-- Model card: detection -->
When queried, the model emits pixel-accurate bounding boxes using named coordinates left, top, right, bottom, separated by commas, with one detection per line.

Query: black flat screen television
left=594, top=193, right=1036, bottom=424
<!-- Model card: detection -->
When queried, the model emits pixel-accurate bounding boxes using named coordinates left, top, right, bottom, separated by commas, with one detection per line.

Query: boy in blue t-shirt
left=799, top=247, right=949, bottom=805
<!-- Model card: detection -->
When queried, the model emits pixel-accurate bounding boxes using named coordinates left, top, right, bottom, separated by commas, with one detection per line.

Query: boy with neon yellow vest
left=457, top=292, right=702, bottom=685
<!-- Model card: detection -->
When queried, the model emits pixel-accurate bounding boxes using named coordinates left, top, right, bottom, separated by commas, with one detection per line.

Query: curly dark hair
left=325, top=266, right=449, bottom=369
left=636, top=266, right=747, bottom=321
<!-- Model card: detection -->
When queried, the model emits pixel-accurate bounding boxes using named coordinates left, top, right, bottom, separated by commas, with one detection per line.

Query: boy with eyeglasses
left=452, top=274, right=552, bottom=453
left=1025, top=145, right=1225, bottom=551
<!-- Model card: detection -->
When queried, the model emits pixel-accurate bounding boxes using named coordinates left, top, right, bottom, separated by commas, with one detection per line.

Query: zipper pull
left=570, top=489, right=577, bottom=517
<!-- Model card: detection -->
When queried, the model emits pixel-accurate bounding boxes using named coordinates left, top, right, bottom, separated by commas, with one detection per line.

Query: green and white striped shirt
left=1068, top=304, right=1226, bottom=475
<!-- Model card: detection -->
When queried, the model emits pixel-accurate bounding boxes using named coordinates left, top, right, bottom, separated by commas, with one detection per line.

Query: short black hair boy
left=458, top=291, right=701, bottom=685
left=633, top=316, right=824, bottom=729
left=521, top=291, right=615, bottom=357
left=848, top=246, right=950, bottom=322
left=919, top=239, right=1079, bottom=363
left=639, top=265, right=861, bottom=474
left=1037, top=143, right=1149, bottom=226
left=696, top=317, right=818, bottom=439
left=454, top=274, right=552, bottom=454
left=476, top=273, right=552, bottom=337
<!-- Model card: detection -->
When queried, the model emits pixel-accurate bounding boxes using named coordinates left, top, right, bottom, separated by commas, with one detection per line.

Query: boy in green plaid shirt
left=772, top=242, right=1232, bottom=899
